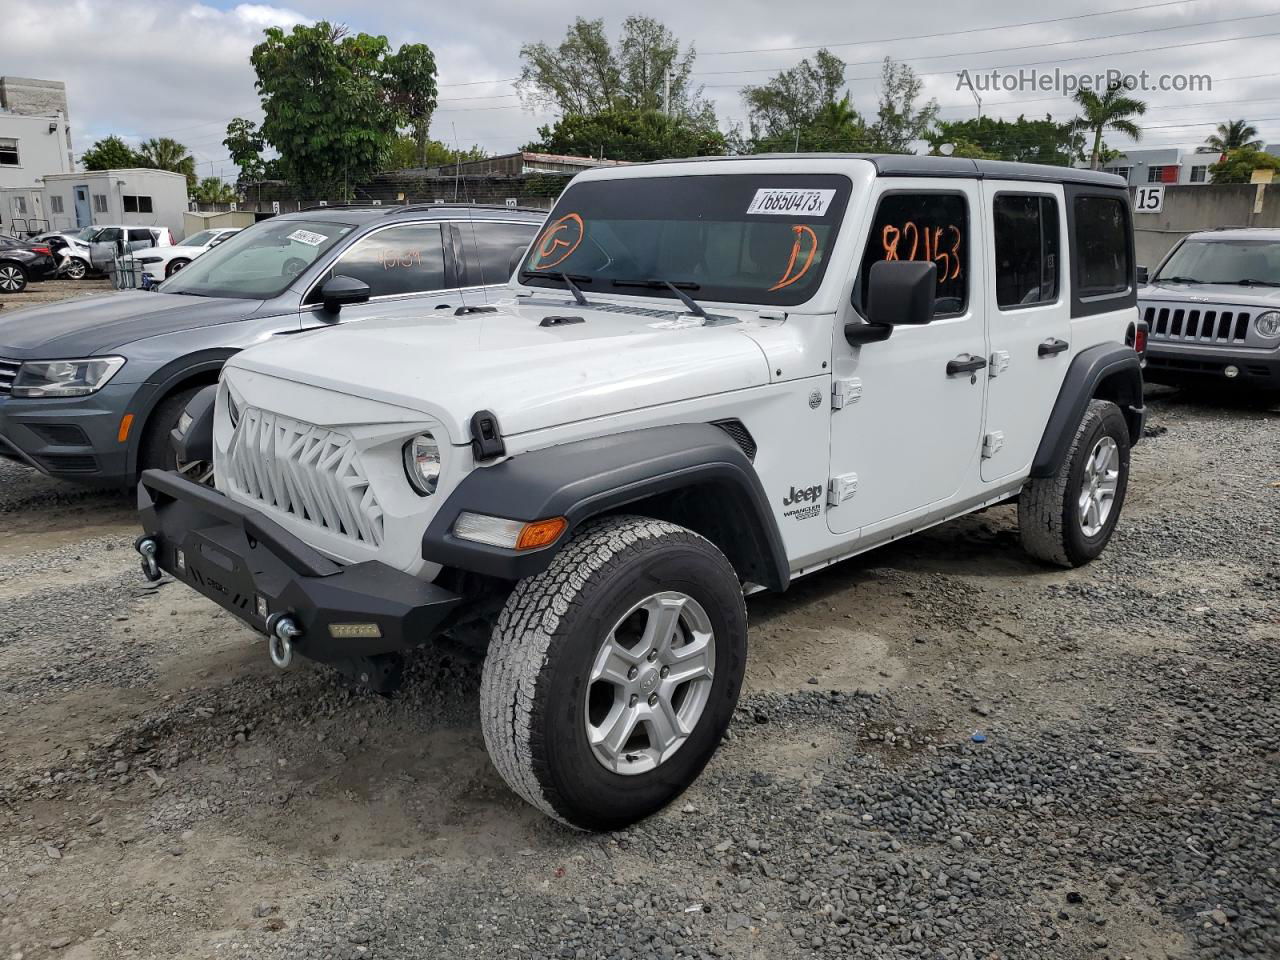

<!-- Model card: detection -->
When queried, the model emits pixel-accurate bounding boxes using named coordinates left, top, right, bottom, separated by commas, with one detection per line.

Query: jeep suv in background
left=1138, top=228, right=1280, bottom=395
left=0, top=204, right=544, bottom=486
left=137, top=155, right=1145, bottom=830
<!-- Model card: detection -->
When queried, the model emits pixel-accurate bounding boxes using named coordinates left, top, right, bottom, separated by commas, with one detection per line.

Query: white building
left=0, top=111, right=73, bottom=191
left=1, top=169, right=190, bottom=240
left=1100, top=148, right=1218, bottom=186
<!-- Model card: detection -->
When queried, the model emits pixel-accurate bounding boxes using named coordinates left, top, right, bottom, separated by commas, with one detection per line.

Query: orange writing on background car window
left=530, top=213, right=584, bottom=270
left=769, top=225, right=819, bottom=291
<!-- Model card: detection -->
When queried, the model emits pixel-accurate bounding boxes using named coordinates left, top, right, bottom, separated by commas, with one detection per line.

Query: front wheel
left=138, top=386, right=215, bottom=485
left=0, top=262, right=28, bottom=293
left=480, top=516, right=747, bottom=830
left=1018, top=399, right=1131, bottom=567
left=64, top=257, right=88, bottom=280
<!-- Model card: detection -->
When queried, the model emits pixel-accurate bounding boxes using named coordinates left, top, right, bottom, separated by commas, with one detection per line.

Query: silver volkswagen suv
left=1138, top=228, right=1280, bottom=395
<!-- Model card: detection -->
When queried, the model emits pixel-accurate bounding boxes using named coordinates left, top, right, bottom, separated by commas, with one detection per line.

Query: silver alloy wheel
left=65, top=258, right=87, bottom=280
left=1078, top=436, right=1120, bottom=537
left=0, top=265, right=23, bottom=291
left=585, top=591, right=716, bottom=775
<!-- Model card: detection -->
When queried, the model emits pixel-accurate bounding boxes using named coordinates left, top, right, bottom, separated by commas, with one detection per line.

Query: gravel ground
left=0, top=276, right=113, bottom=310
left=0, top=386, right=1275, bottom=960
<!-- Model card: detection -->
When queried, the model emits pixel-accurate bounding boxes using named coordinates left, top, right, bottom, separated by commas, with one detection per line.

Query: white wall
left=0, top=111, right=72, bottom=190
left=40, top=169, right=190, bottom=239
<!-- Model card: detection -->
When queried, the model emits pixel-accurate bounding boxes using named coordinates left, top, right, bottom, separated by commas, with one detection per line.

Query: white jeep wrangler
left=137, top=155, right=1146, bottom=830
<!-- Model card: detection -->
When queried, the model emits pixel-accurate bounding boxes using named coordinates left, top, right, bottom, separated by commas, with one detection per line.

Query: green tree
left=1207, top=146, right=1280, bottom=184
left=386, top=43, right=439, bottom=167
left=190, top=177, right=238, bottom=204
left=223, top=117, right=267, bottom=182
left=1204, top=119, right=1262, bottom=154
left=138, top=137, right=197, bottom=188
left=80, top=135, right=143, bottom=170
left=518, top=16, right=705, bottom=118
left=1069, top=82, right=1146, bottom=169
left=742, top=49, right=865, bottom=152
left=929, top=115, right=1079, bottom=165
left=250, top=21, right=404, bottom=197
left=524, top=108, right=726, bottom=162
left=868, top=58, right=939, bottom=154
left=928, top=139, right=995, bottom=160
left=385, top=136, right=486, bottom=170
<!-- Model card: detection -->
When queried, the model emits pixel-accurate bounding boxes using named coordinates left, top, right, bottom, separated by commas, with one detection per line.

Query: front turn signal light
left=515, top=517, right=568, bottom=551
left=454, top=512, right=568, bottom=551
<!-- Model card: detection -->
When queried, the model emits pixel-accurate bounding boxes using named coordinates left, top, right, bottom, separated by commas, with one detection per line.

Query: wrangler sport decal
left=781, top=483, right=823, bottom=521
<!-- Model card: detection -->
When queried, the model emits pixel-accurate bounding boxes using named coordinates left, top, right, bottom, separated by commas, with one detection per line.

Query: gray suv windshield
left=1155, top=238, right=1280, bottom=286
left=161, top=219, right=354, bottom=299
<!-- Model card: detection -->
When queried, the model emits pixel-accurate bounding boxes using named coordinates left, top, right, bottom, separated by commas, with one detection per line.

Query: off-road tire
left=138, top=386, right=204, bottom=476
left=1018, top=399, right=1130, bottom=567
left=165, top=258, right=190, bottom=278
left=480, top=515, right=747, bottom=830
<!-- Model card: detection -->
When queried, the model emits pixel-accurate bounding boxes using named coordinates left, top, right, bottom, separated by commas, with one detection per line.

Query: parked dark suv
left=0, top=236, right=59, bottom=293
left=0, top=204, right=544, bottom=485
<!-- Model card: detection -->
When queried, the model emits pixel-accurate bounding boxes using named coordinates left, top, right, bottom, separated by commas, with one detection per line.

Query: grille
left=226, top=408, right=385, bottom=547
left=0, top=358, right=18, bottom=396
left=1143, top=304, right=1250, bottom=344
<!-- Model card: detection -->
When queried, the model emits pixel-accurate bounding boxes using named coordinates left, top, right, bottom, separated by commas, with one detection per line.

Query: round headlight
left=1255, top=310, right=1280, bottom=339
left=404, top=433, right=441, bottom=496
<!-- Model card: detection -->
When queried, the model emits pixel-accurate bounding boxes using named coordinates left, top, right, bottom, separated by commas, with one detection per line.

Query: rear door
left=454, top=217, right=542, bottom=301
left=979, top=182, right=1071, bottom=483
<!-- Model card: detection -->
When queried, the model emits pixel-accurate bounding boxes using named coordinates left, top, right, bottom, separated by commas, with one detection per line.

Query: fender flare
left=423, top=422, right=790, bottom=589
left=1030, top=342, right=1144, bottom=478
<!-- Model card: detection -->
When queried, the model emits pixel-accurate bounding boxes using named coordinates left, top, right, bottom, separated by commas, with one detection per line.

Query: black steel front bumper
left=137, top=470, right=463, bottom=663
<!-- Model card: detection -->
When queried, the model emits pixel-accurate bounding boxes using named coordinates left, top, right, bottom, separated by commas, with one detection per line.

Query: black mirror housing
left=1136, top=265, right=1149, bottom=285
left=866, top=260, right=937, bottom=327
left=320, top=275, right=371, bottom=313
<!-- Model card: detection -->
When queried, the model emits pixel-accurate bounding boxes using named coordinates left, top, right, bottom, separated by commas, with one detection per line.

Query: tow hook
left=265, top=613, right=302, bottom=669
left=135, top=537, right=161, bottom=582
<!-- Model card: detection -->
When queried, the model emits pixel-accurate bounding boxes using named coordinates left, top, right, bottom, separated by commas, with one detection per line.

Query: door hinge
left=982, top=431, right=1005, bottom=459
left=831, top=377, right=862, bottom=409
left=828, top=473, right=858, bottom=505
left=988, top=350, right=1010, bottom=378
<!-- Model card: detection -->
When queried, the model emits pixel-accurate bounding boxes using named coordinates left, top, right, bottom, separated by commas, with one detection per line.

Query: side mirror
left=319, top=275, right=371, bottom=313
left=1136, top=265, right=1149, bottom=285
left=846, top=261, right=937, bottom=346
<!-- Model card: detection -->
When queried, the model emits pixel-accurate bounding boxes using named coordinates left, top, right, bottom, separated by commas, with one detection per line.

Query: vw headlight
left=12, top=357, right=125, bottom=398
left=1255, top=310, right=1280, bottom=339
left=403, top=432, right=441, bottom=496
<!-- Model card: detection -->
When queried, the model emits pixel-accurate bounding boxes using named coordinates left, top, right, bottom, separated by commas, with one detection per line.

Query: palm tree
left=138, top=137, right=197, bottom=188
left=1204, top=119, right=1262, bottom=153
left=1069, top=83, right=1147, bottom=169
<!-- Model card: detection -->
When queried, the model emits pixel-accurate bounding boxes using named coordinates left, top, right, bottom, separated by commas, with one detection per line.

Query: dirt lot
left=0, top=363, right=1275, bottom=956
left=0, top=277, right=113, bottom=310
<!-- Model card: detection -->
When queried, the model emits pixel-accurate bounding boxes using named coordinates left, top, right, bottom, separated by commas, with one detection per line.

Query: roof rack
left=392, top=202, right=550, bottom=215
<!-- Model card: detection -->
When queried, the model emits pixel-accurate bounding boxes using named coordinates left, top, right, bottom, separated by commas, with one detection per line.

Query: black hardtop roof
left=277, top=203, right=547, bottom=224
left=645, top=153, right=1127, bottom=189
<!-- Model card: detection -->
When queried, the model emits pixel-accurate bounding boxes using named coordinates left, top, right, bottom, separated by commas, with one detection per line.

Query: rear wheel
left=165, top=258, right=190, bottom=278
left=480, top=515, right=747, bottom=830
left=64, top=257, right=88, bottom=280
left=139, top=386, right=214, bottom=484
left=0, top=262, right=28, bottom=293
left=1018, top=399, right=1130, bottom=567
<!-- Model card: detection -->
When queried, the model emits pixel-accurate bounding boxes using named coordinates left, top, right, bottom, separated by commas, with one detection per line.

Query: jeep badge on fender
left=137, top=155, right=1143, bottom=831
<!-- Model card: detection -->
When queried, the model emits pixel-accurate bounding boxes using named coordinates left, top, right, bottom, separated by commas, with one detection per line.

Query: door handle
left=1038, top=337, right=1069, bottom=357
left=946, top=354, right=988, bottom=376
left=434, top=303, right=452, bottom=310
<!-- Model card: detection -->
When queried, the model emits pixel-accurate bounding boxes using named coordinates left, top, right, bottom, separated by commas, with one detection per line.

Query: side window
left=993, top=195, right=1060, bottom=309
left=128, top=228, right=155, bottom=245
left=50, top=196, right=64, bottom=215
left=860, top=192, right=968, bottom=316
left=92, top=194, right=108, bottom=214
left=123, top=196, right=138, bottom=213
left=463, top=221, right=540, bottom=287
left=323, top=223, right=446, bottom=299
left=1073, top=196, right=1130, bottom=298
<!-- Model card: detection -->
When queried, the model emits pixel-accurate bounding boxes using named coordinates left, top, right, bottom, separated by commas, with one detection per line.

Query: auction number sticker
left=747, top=188, right=835, bottom=216
left=287, top=229, right=327, bottom=246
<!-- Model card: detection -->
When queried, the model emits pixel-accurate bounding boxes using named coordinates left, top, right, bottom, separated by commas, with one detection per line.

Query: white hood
left=227, top=297, right=773, bottom=442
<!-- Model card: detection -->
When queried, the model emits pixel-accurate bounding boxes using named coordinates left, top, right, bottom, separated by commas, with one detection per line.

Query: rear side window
left=994, top=195, right=1060, bottom=308
left=324, top=223, right=447, bottom=298
left=1073, top=196, right=1130, bottom=298
left=461, top=221, right=540, bottom=287
left=860, top=192, right=968, bottom=316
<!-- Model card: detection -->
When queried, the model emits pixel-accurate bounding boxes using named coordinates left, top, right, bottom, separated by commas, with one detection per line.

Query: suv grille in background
left=1143, top=305, right=1250, bottom=344
left=226, top=408, right=385, bottom=547
left=0, top=358, right=18, bottom=396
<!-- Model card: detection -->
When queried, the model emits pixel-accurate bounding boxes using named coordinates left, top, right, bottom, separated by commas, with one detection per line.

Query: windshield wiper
left=519, top=270, right=593, bottom=306
left=1158, top=276, right=1202, bottom=284
left=1235, top=278, right=1280, bottom=287
left=610, top=278, right=708, bottom=319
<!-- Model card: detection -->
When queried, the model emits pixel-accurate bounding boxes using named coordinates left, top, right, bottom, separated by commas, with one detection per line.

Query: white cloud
left=232, top=3, right=311, bottom=28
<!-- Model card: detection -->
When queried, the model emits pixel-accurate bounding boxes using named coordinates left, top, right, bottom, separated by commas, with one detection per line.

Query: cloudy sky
left=2, top=0, right=1279, bottom=178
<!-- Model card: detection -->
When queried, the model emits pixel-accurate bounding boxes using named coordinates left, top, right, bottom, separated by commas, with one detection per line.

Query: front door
left=827, top=180, right=989, bottom=538
left=980, top=182, right=1071, bottom=483
left=73, top=187, right=90, bottom=228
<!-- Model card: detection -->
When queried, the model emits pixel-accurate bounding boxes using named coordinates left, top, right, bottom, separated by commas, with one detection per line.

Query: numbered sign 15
left=1135, top=185, right=1164, bottom=214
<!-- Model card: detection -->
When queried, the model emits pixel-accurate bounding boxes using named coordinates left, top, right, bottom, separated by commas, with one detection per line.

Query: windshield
left=183, top=230, right=217, bottom=248
left=160, top=219, right=354, bottom=299
left=75, top=227, right=97, bottom=241
left=521, top=174, right=852, bottom=307
left=1154, top=239, right=1280, bottom=285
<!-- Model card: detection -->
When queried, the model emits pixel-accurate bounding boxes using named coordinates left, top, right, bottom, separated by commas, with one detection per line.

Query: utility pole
left=663, top=69, right=671, bottom=118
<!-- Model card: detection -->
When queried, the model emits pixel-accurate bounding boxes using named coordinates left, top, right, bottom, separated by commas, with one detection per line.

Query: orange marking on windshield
left=769, top=224, right=819, bottom=291
left=530, top=213, right=584, bottom=270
